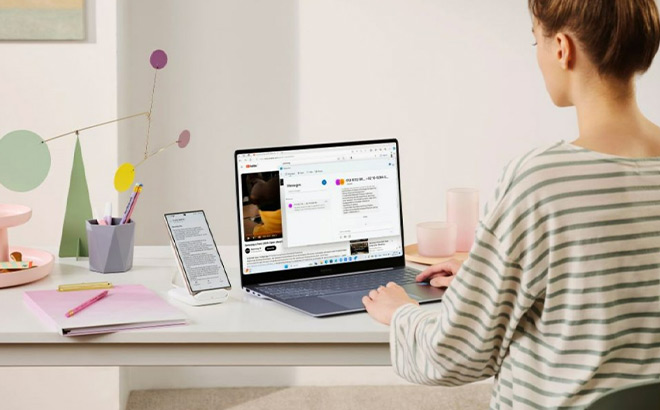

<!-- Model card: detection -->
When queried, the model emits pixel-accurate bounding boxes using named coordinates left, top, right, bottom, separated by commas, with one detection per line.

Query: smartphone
left=164, top=210, right=231, bottom=295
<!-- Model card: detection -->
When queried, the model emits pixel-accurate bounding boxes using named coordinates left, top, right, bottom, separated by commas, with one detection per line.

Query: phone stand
left=167, top=286, right=229, bottom=306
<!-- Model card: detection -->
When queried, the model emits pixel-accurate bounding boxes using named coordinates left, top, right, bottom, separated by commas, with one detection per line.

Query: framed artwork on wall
left=0, top=0, right=85, bottom=41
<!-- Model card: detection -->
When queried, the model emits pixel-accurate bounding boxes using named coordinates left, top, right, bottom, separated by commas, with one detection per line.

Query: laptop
left=234, top=139, right=444, bottom=317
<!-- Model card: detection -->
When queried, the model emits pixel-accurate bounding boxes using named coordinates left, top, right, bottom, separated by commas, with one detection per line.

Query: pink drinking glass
left=446, top=188, right=479, bottom=252
left=416, top=221, right=457, bottom=257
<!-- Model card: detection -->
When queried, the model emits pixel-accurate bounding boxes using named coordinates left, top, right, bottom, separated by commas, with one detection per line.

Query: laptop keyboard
left=253, top=267, right=421, bottom=300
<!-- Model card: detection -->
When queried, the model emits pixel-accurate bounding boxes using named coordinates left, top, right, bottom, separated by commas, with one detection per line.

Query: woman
left=363, top=1, right=660, bottom=408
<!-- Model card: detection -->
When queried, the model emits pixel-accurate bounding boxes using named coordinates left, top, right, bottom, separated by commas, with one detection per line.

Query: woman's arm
left=365, top=227, right=535, bottom=386
left=365, top=146, right=554, bottom=386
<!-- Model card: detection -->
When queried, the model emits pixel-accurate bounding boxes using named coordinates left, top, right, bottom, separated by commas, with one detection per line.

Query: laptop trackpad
left=320, top=290, right=371, bottom=310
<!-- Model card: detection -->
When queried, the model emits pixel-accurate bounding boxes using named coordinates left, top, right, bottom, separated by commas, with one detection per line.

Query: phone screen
left=164, top=211, right=231, bottom=294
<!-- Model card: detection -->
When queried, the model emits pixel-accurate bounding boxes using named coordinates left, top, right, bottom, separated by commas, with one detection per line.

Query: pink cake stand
left=0, top=204, right=54, bottom=288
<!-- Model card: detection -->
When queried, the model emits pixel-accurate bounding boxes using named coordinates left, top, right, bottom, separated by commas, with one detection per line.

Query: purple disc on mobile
left=335, top=179, right=341, bottom=185
left=177, top=130, right=190, bottom=148
left=150, top=50, right=168, bottom=69
left=288, top=203, right=293, bottom=208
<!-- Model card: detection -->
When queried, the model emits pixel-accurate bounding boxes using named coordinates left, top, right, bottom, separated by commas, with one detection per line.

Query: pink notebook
left=24, top=284, right=187, bottom=336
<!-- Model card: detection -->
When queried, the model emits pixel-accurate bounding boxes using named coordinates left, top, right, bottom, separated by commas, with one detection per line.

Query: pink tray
left=0, top=247, right=54, bottom=288
left=0, top=203, right=31, bottom=229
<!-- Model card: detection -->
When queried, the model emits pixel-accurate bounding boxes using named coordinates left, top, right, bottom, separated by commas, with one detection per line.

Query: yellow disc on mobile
left=114, top=163, right=136, bottom=192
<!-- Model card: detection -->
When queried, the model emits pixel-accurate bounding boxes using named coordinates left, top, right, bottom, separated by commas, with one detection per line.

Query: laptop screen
left=235, top=140, right=404, bottom=277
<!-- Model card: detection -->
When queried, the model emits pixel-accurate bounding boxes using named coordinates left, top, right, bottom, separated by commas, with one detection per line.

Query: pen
left=65, top=290, right=109, bottom=318
left=104, top=202, right=113, bottom=225
left=120, top=184, right=142, bottom=224
left=95, top=209, right=107, bottom=226
left=126, top=185, right=142, bottom=222
left=58, top=282, right=113, bottom=292
left=122, top=184, right=143, bottom=224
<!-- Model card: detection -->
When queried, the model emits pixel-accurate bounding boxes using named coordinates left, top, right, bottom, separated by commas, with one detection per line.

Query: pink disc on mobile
left=177, top=130, right=190, bottom=148
left=150, top=50, right=168, bottom=69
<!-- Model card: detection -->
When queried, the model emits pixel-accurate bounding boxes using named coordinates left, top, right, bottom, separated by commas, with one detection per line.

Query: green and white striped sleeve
left=391, top=141, right=660, bottom=407
left=390, top=146, right=551, bottom=386
left=390, top=225, right=536, bottom=386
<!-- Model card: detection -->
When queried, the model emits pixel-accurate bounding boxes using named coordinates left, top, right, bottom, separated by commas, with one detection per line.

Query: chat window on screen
left=281, top=158, right=400, bottom=249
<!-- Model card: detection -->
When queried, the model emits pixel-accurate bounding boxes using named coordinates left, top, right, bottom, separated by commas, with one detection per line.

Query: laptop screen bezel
left=235, top=138, right=406, bottom=287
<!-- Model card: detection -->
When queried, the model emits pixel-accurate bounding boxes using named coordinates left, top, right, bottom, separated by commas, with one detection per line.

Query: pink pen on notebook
left=24, top=284, right=187, bottom=336
left=65, top=290, right=108, bottom=318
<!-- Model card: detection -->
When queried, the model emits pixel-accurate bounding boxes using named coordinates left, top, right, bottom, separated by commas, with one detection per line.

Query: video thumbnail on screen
left=241, top=171, right=283, bottom=241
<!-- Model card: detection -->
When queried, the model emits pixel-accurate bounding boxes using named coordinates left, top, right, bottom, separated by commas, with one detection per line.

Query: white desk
left=0, top=246, right=433, bottom=367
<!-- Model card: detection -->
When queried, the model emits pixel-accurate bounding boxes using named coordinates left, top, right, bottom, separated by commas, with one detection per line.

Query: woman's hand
left=363, top=282, right=419, bottom=325
left=416, top=259, right=463, bottom=288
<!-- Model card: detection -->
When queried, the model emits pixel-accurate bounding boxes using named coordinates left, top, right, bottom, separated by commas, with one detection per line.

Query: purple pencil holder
left=86, top=218, right=135, bottom=273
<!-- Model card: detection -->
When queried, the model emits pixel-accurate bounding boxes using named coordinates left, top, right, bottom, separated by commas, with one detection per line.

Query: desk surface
left=0, top=246, right=436, bottom=366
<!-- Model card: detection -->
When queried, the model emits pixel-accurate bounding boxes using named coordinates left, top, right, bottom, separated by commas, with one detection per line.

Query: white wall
left=119, top=0, right=660, bottom=246
left=297, top=0, right=660, bottom=245
left=4, top=0, right=656, bottom=247
left=118, top=0, right=299, bottom=246
left=0, top=0, right=118, bottom=246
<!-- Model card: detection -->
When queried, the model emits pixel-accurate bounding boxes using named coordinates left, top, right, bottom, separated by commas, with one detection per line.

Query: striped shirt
left=391, top=140, right=660, bottom=409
